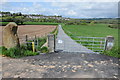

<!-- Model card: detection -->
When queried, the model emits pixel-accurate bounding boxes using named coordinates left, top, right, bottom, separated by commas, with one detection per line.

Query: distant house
left=27, top=15, right=70, bottom=21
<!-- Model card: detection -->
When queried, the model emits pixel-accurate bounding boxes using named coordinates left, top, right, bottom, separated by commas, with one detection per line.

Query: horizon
left=1, top=11, right=118, bottom=19
left=1, top=2, right=118, bottom=18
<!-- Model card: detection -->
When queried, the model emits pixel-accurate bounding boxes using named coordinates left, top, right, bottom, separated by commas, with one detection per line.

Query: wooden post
left=105, top=36, right=114, bottom=50
left=25, top=35, right=28, bottom=42
left=34, top=35, right=37, bottom=50
left=37, top=37, right=39, bottom=51
left=26, top=35, right=28, bottom=47
left=35, top=35, right=36, bottom=39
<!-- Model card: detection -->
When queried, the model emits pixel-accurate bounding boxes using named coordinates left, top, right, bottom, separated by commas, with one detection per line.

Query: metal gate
left=71, top=36, right=107, bottom=52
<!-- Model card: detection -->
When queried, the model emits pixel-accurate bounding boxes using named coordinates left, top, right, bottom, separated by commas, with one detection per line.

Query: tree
left=2, top=16, right=14, bottom=22
left=14, top=16, right=24, bottom=24
left=81, top=20, right=87, bottom=25
left=90, top=21, right=95, bottom=25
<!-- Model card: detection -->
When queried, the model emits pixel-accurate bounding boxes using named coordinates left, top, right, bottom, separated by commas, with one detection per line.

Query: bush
left=101, top=47, right=120, bottom=58
left=37, top=37, right=46, bottom=51
left=0, top=45, right=39, bottom=58
left=20, top=44, right=39, bottom=56
left=6, top=47, right=22, bottom=58
left=24, top=50, right=39, bottom=56
left=0, top=37, right=47, bottom=58
left=80, top=20, right=87, bottom=25
left=27, top=42, right=32, bottom=50
left=20, top=44, right=28, bottom=54
left=0, top=46, right=7, bottom=55
left=40, top=47, right=49, bottom=53
left=23, top=40, right=34, bottom=51
left=90, top=21, right=95, bottom=25
left=81, top=22, right=87, bottom=25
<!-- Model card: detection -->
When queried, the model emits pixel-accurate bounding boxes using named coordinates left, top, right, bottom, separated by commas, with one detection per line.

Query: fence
left=19, top=32, right=48, bottom=44
left=19, top=34, right=47, bottom=52
left=25, top=35, right=38, bottom=52
left=65, top=29, right=115, bottom=52
left=18, top=26, right=58, bottom=53
left=19, top=33, right=114, bottom=53
left=71, top=36, right=107, bottom=52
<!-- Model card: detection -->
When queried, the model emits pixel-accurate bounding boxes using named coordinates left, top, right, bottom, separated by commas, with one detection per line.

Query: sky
left=0, top=1, right=119, bottom=18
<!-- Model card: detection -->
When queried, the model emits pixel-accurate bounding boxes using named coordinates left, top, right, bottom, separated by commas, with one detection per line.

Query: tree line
left=0, top=11, right=118, bottom=25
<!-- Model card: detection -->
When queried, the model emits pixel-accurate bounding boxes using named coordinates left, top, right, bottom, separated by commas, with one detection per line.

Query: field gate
left=70, top=36, right=114, bottom=52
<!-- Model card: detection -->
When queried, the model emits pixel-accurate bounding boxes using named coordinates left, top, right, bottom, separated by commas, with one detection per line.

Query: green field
left=0, top=22, right=59, bottom=26
left=62, top=24, right=119, bottom=57
left=0, top=22, right=9, bottom=26
left=24, top=22, right=59, bottom=25
left=63, top=24, right=118, bottom=44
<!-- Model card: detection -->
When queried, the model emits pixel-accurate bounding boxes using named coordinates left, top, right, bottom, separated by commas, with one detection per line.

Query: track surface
left=56, top=25, right=94, bottom=53
left=2, top=53, right=119, bottom=78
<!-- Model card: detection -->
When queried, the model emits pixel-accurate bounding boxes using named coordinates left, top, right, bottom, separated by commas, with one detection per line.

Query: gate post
left=105, top=36, right=114, bottom=50
left=48, top=34, right=55, bottom=53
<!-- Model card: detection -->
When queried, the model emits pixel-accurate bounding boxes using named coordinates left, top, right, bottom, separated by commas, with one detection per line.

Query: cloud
left=1, top=0, right=119, bottom=2
left=0, top=0, right=7, bottom=5
left=1, top=2, right=118, bottom=18
left=32, top=2, right=42, bottom=8
left=67, top=10, right=77, bottom=16
left=51, top=2, right=118, bottom=18
left=1, top=0, right=7, bottom=2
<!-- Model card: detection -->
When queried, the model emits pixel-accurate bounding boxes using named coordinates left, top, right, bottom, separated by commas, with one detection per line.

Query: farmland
left=0, top=22, right=59, bottom=26
left=62, top=24, right=118, bottom=45
left=0, top=25, right=56, bottom=45
left=62, top=24, right=119, bottom=57
left=23, top=22, right=59, bottom=25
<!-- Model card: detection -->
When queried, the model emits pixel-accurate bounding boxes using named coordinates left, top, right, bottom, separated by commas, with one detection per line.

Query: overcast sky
left=1, top=2, right=119, bottom=18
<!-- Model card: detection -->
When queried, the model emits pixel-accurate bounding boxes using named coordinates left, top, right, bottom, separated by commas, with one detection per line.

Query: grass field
left=62, top=24, right=119, bottom=58
left=0, top=22, right=59, bottom=26
left=63, top=24, right=118, bottom=45
left=0, top=22, right=9, bottom=26
left=24, top=22, right=59, bottom=25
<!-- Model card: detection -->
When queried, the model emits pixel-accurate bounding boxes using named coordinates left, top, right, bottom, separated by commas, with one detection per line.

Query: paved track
left=56, top=25, right=95, bottom=53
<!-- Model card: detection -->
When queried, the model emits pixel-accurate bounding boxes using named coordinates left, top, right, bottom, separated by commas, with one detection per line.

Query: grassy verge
left=62, top=24, right=119, bottom=58
left=0, top=37, right=48, bottom=58
left=36, top=37, right=47, bottom=51
left=50, top=26, right=58, bottom=38
left=24, top=22, right=59, bottom=25
left=0, top=45, right=39, bottom=58
left=0, top=21, right=59, bottom=26
left=0, top=22, right=9, bottom=26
